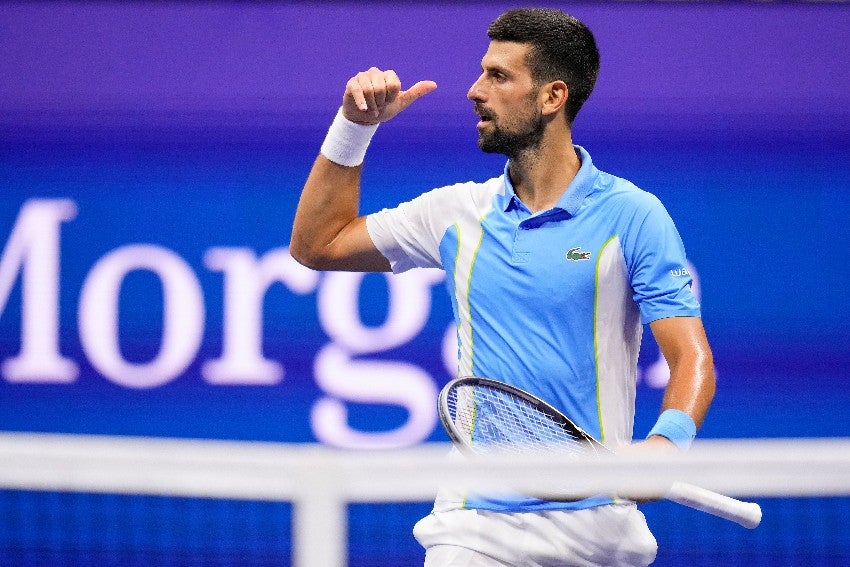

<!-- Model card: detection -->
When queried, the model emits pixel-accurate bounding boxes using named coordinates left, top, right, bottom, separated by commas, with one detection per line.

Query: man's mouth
left=475, top=112, right=495, bottom=129
left=475, top=105, right=495, bottom=123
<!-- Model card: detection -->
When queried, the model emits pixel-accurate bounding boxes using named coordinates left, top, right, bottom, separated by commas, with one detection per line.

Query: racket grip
left=666, top=481, right=762, bottom=529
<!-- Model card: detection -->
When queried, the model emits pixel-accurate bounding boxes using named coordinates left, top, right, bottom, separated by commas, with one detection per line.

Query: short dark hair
left=487, top=8, right=600, bottom=124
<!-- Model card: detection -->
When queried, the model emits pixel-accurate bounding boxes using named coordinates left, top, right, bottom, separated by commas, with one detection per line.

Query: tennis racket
left=438, top=376, right=762, bottom=529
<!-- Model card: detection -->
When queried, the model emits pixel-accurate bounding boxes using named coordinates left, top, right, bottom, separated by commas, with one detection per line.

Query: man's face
left=468, top=41, right=545, bottom=156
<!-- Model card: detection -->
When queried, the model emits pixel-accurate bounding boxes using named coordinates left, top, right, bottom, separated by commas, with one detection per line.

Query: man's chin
left=477, top=135, right=503, bottom=154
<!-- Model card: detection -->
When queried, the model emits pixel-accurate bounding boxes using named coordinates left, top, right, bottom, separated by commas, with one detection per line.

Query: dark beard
left=477, top=111, right=546, bottom=158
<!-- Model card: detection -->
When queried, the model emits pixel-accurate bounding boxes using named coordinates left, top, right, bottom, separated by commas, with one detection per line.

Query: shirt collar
left=500, top=145, right=599, bottom=216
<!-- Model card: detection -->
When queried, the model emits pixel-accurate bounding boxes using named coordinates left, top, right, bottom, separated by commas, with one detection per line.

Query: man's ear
left=540, top=80, right=568, bottom=117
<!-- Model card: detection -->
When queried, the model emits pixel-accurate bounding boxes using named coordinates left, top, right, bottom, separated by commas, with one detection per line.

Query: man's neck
left=508, top=133, right=580, bottom=213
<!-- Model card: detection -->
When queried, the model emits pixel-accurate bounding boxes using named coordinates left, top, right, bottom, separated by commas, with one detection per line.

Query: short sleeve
left=366, top=182, right=475, bottom=274
left=623, top=195, right=701, bottom=324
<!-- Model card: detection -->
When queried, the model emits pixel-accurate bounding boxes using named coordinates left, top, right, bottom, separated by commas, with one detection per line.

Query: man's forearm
left=660, top=351, right=715, bottom=429
left=646, top=316, right=716, bottom=451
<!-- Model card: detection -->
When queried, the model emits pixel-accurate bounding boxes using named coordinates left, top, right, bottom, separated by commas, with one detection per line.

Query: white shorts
left=413, top=505, right=657, bottom=567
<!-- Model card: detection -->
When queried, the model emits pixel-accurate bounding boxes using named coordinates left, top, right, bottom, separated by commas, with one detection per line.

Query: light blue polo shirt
left=367, top=145, right=700, bottom=511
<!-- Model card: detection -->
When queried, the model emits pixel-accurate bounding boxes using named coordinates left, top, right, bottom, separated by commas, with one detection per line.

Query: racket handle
left=666, top=481, right=762, bottom=529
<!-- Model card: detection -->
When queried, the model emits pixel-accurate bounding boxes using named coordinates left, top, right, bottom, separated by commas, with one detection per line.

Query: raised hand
left=342, top=67, right=437, bottom=125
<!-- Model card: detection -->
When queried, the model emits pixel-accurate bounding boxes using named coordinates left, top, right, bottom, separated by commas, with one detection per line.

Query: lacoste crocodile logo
left=566, top=247, right=591, bottom=261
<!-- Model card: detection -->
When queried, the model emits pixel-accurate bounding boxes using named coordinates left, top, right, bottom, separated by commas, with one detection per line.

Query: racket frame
left=439, top=375, right=606, bottom=455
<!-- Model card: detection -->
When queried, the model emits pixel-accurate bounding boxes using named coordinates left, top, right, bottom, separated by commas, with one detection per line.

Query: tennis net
left=1, top=432, right=848, bottom=566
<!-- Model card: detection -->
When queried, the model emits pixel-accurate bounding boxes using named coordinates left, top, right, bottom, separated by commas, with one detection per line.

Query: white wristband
left=319, top=107, right=379, bottom=167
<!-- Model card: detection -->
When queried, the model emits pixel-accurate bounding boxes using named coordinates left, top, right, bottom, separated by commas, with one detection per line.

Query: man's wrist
left=646, top=409, right=697, bottom=451
left=319, top=107, right=379, bottom=167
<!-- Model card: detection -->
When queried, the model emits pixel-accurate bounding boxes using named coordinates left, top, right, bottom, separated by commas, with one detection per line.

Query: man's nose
left=467, top=74, right=486, bottom=102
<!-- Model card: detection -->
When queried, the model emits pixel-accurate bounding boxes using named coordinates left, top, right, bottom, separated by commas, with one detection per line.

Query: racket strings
left=447, top=385, right=590, bottom=457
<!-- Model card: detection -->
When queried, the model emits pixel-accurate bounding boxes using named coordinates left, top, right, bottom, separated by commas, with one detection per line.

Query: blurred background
left=2, top=1, right=849, bottom=565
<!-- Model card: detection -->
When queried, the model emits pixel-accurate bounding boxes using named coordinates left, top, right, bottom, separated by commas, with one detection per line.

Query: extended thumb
left=400, top=80, right=438, bottom=106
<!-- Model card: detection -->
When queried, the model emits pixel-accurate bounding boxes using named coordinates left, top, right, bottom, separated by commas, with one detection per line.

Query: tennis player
left=291, top=7, right=715, bottom=566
